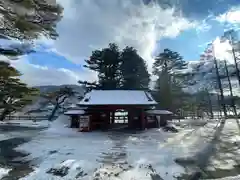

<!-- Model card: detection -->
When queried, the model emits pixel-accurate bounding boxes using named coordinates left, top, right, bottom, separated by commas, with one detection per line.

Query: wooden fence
left=6, top=115, right=49, bottom=121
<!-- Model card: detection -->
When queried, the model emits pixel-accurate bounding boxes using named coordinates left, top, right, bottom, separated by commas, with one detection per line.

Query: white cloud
left=54, top=0, right=197, bottom=72
left=196, top=19, right=212, bottom=33
left=7, top=0, right=202, bottom=86
left=10, top=58, right=97, bottom=86
left=216, top=6, right=240, bottom=24
left=213, top=37, right=234, bottom=64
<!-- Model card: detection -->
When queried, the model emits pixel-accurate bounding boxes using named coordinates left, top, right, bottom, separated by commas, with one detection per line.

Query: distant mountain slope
left=13, top=85, right=85, bottom=116
left=34, top=84, right=85, bottom=96
left=180, top=60, right=240, bottom=97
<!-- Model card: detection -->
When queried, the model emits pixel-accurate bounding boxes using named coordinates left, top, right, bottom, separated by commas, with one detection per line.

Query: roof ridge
left=89, top=89, right=146, bottom=91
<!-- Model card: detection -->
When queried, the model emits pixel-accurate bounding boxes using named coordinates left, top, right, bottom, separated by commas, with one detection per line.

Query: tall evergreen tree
left=199, top=42, right=228, bottom=117
left=213, top=55, right=227, bottom=117
left=120, top=46, right=150, bottom=89
left=153, top=49, right=186, bottom=75
left=80, top=44, right=150, bottom=91
left=153, top=49, right=187, bottom=112
left=223, top=30, right=240, bottom=87
left=80, top=43, right=121, bottom=90
left=223, top=59, right=237, bottom=116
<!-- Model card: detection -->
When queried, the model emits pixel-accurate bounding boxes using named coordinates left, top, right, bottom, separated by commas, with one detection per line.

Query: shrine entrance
left=111, top=109, right=128, bottom=124
left=73, top=90, right=158, bottom=131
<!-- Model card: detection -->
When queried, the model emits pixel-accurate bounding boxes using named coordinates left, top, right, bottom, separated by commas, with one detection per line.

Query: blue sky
left=28, top=51, right=82, bottom=70
left=158, top=20, right=234, bottom=60
left=3, top=0, right=240, bottom=86
left=30, top=0, right=240, bottom=66
left=30, top=21, right=236, bottom=68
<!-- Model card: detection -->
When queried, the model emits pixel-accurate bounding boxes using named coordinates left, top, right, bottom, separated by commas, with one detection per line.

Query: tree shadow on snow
left=176, top=119, right=226, bottom=180
left=235, top=119, right=240, bottom=134
left=97, top=132, right=128, bottom=165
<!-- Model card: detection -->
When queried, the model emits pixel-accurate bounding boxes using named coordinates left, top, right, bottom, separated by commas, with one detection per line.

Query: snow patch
left=0, top=134, right=12, bottom=141
left=230, top=135, right=240, bottom=144
left=0, top=168, right=11, bottom=179
left=128, top=136, right=141, bottom=142
left=45, top=115, right=71, bottom=133
left=206, top=175, right=240, bottom=180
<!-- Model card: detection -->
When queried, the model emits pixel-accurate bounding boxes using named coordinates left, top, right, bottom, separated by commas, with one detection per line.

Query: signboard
left=147, top=116, right=155, bottom=123
left=79, top=116, right=90, bottom=128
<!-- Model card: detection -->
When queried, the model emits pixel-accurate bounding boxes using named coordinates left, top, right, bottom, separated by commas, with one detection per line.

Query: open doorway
left=111, top=109, right=128, bottom=124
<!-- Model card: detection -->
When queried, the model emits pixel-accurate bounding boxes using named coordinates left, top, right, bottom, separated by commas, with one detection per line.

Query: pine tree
left=42, top=86, right=75, bottom=121
left=0, top=0, right=63, bottom=56
left=81, top=43, right=121, bottom=90
left=153, top=49, right=186, bottom=75
left=120, top=46, right=150, bottom=89
left=0, top=61, right=38, bottom=120
left=80, top=44, right=150, bottom=91
left=153, top=49, right=187, bottom=112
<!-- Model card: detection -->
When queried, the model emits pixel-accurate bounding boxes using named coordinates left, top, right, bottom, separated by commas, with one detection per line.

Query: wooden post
left=141, top=110, right=145, bottom=130
left=111, top=111, right=115, bottom=124
left=106, top=111, right=110, bottom=129
left=127, top=110, right=131, bottom=128
left=156, top=115, right=160, bottom=128
left=70, top=116, right=74, bottom=128
left=88, top=115, right=92, bottom=131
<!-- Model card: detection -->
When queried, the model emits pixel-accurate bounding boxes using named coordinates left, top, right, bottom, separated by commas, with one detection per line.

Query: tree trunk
left=48, top=96, right=68, bottom=121
left=213, top=58, right=227, bottom=117
left=0, top=109, right=8, bottom=121
left=217, top=94, right=222, bottom=118
left=206, top=91, right=214, bottom=118
left=111, top=111, right=115, bottom=124
left=48, top=104, right=59, bottom=121
left=224, top=60, right=237, bottom=117
left=229, top=34, right=240, bottom=87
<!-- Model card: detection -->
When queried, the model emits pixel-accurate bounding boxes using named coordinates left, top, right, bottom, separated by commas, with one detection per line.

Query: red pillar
left=111, top=111, right=115, bottom=124
left=127, top=110, right=131, bottom=128
left=89, top=115, right=92, bottom=131
left=106, top=111, right=110, bottom=129
left=141, top=110, right=145, bottom=130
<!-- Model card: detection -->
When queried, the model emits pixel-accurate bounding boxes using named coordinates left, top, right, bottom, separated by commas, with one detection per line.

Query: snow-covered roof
left=64, top=110, right=85, bottom=115
left=146, top=110, right=173, bottom=115
left=78, top=90, right=157, bottom=106
left=65, top=104, right=88, bottom=110
left=68, top=104, right=78, bottom=108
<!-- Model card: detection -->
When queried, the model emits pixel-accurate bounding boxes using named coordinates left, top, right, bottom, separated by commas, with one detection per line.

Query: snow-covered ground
left=0, top=120, right=49, bottom=143
left=207, top=175, right=240, bottom=180
left=0, top=116, right=239, bottom=179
